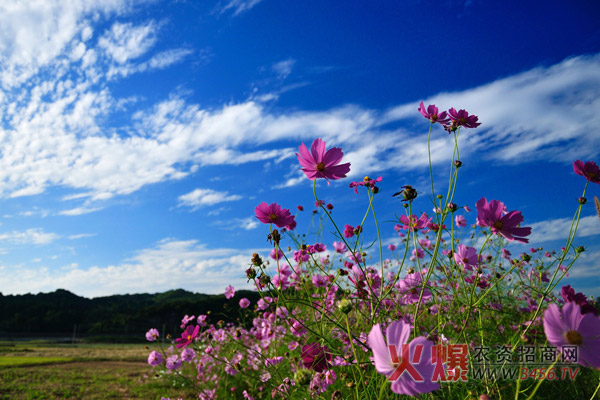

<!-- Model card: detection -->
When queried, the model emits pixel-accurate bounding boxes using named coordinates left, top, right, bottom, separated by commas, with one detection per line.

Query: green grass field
left=0, top=341, right=197, bottom=400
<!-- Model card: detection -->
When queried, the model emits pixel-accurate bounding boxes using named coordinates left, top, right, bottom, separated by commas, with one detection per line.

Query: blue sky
left=0, top=0, right=599, bottom=298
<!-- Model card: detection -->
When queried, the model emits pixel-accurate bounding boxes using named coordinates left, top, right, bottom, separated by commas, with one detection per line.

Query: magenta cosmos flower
left=454, top=244, right=478, bottom=271
left=418, top=102, right=450, bottom=125
left=475, top=198, right=531, bottom=243
left=397, top=213, right=432, bottom=232
left=573, top=160, right=600, bottom=184
left=301, top=342, right=332, bottom=372
left=255, top=202, right=296, bottom=228
left=543, top=302, right=600, bottom=368
left=297, top=138, right=351, bottom=181
left=175, top=325, right=200, bottom=349
left=447, top=107, right=481, bottom=129
left=368, top=320, right=439, bottom=396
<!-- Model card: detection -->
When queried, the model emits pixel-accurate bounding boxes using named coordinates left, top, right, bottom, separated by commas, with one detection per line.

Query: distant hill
left=0, top=288, right=261, bottom=340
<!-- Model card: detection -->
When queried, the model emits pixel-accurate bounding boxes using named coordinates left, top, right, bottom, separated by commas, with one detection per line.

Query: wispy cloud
left=178, top=188, right=242, bottom=209
left=216, top=0, right=263, bottom=17
left=272, top=58, right=295, bottom=80
left=527, top=215, right=600, bottom=244
left=0, top=2, right=598, bottom=209
left=0, top=239, right=256, bottom=297
left=0, top=228, right=60, bottom=245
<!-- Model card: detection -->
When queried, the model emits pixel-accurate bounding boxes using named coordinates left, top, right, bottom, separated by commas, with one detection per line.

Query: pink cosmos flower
left=146, top=328, right=159, bottom=342
left=297, top=138, right=351, bottom=181
left=454, top=244, right=478, bottom=270
left=367, top=320, right=440, bottom=396
left=333, top=241, right=348, bottom=253
left=270, top=248, right=284, bottom=260
left=455, top=215, right=467, bottom=228
left=255, top=202, right=296, bottom=228
left=396, top=272, right=432, bottom=305
left=447, top=108, right=481, bottom=129
left=349, top=176, right=383, bottom=194
left=301, top=343, right=332, bottom=372
left=561, top=285, right=597, bottom=315
left=239, top=298, right=250, bottom=308
left=388, top=244, right=396, bottom=251
left=166, top=354, right=182, bottom=370
left=411, top=248, right=425, bottom=260
left=543, top=302, right=600, bottom=368
left=224, top=285, right=235, bottom=299
left=398, top=213, right=431, bottom=232
left=573, top=160, right=600, bottom=184
left=475, top=198, right=532, bottom=243
left=148, top=350, right=163, bottom=366
left=418, top=102, right=450, bottom=125
left=175, top=325, right=200, bottom=349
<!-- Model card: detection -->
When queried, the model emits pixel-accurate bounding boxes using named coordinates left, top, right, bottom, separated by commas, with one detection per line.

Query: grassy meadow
left=0, top=340, right=196, bottom=400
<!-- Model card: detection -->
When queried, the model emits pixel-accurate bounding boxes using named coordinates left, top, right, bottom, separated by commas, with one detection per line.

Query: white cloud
left=0, top=239, right=255, bottom=297
left=0, top=228, right=60, bottom=245
left=178, top=188, right=242, bottom=208
left=0, top=2, right=599, bottom=210
left=217, top=0, right=263, bottom=16
left=68, top=233, right=96, bottom=240
left=98, top=21, right=158, bottom=64
left=59, top=206, right=104, bottom=216
left=527, top=215, right=600, bottom=244
left=272, top=58, right=295, bottom=79
left=0, top=0, right=127, bottom=87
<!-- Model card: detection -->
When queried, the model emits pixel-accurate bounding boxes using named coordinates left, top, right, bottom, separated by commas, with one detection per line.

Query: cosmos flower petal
left=385, top=320, right=411, bottom=349
left=310, top=138, right=327, bottom=163
left=543, top=303, right=567, bottom=347
left=367, top=324, right=395, bottom=376
left=390, top=336, right=439, bottom=396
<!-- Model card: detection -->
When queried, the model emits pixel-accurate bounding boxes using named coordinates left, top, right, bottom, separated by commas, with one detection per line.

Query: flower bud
left=578, top=197, right=587, bottom=204
left=454, top=160, right=463, bottom=168
left=294, top=369, right=312, bottom=386
left=337, top=299, right=353, bottom=314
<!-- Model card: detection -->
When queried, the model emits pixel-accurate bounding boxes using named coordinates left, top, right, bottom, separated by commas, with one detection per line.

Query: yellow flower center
left=564, top=330, right=583, bottom=345
left=269, top=213, right=278, bottom=221
left=494, top=220, right=504, bottom=229
left=316, top=162, right=325, bottom=172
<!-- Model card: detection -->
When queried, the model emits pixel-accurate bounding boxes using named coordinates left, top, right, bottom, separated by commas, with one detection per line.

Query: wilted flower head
left=255, top=202, right=296, bottom=228
left=573, top=160, right=600, bottom=184
left=476, top=198, right=531, bottom=243
left=297, top=138, right=351, bottom=181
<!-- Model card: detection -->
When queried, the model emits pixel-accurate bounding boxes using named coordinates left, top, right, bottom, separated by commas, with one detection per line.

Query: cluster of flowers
left=144, top=104, right=600, bottom=399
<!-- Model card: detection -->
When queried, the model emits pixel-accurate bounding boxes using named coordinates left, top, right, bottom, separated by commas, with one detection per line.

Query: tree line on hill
left=0, top=288, right=261, bottom=340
